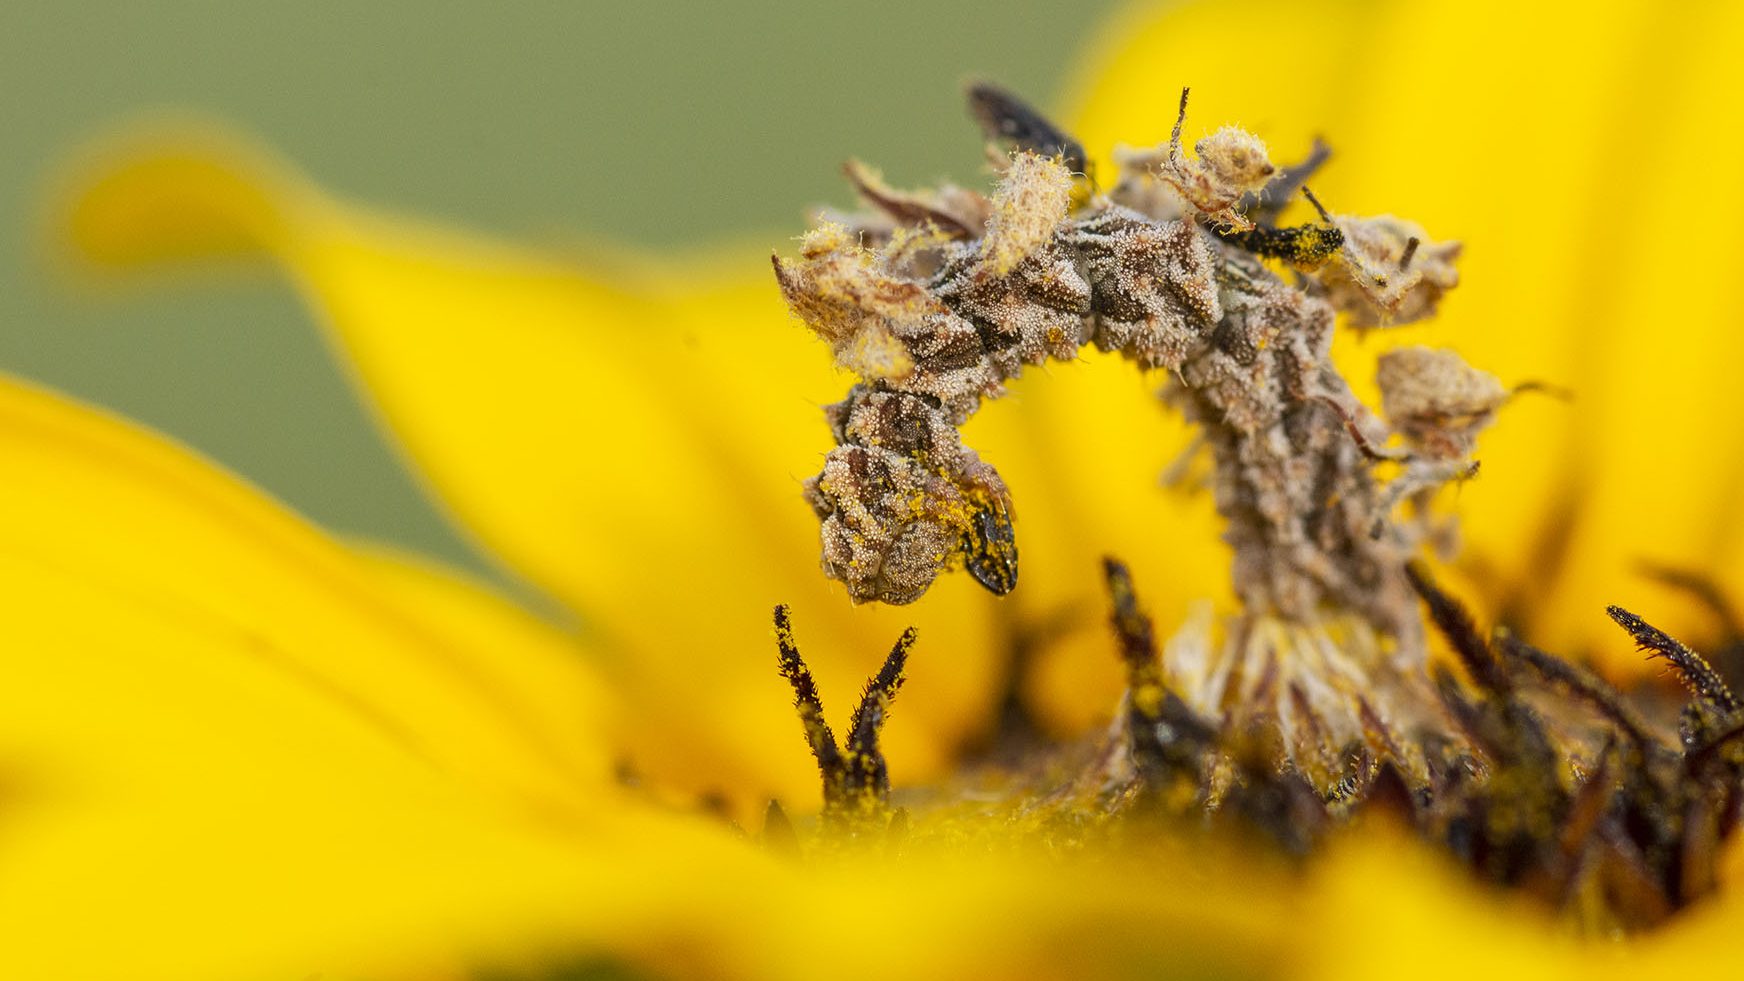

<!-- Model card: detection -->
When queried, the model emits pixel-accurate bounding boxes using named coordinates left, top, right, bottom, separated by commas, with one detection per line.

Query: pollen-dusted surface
left=1323, top=214, right=1461, bottom=326
left=772, top=605, right=916, bottom=836
left=802, top=388, right=1014, bottom=605
left=776, top=88, right=1473, bottom=628
left=981, top=152, right=1075, bottom=276
left=775, top=83, right=1496, bottom=803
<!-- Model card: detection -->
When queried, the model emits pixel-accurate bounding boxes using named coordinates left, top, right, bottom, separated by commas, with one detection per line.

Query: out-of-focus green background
left=2, top=1, right=1115, bottom=575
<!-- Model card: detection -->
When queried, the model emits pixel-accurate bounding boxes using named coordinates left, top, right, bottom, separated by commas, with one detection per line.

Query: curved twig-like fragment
left=777, top=83, right=1492, bottom=794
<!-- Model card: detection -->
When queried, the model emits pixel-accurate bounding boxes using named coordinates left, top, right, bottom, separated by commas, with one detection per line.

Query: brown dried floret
left=804, top=388, right=1014, bottom=604
left=1366, top=347, right=1506, bottom=541
left=771, top=225, right=937, bottom=383
left=841, top=159, right=983, bottom=242
left=1113, top=88, right=1277, bottom=232
left=1318, top=214, right=1462, bottom=326
left=1378, top=346, right=1508, bottom=460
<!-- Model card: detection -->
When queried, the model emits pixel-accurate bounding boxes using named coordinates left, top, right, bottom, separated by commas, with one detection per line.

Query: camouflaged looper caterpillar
left=774, top=84, right=1493, bottom=792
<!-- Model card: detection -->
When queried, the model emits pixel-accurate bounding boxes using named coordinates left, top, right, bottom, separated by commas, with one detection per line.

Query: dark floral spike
left=1607, top=605, right=1741, bottom=715
left=843, top=625, right=919, bottom=800
left=1637, top=564, right=1744, bottom=691
left=1100, top=557, right=1216, bottom=801
left=1103, top=557, right=1165, bottom=768
left=1102, top=558, right=1156, bottom=676
left=771, top=605, right=918, bottom=834
left=1406, top=562, right=1508, bottom=693
left=773, top=604, right=842, bottom=776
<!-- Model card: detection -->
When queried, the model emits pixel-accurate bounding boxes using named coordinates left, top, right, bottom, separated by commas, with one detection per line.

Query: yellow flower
left=13, top=0, right=1744, bottom=977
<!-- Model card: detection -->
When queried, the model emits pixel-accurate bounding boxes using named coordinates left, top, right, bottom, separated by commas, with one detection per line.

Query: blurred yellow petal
left=1299, top=825, right=1744, bottom=981
left=1063, top=0, right=1744, bottom=668
left=346, top=539, right=615, bottom=777
left=0, top=372, right=604, bottom=808
left=1064, top=0, right=1376, bottom=165
left=1548, top=1, right=1744, bottom=654
left=54, top=124, right=1009, bottom=809
left=0, top=373, right=639, bottom=978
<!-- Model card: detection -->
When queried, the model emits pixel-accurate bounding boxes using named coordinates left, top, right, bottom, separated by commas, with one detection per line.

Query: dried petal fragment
left=1115, top=89, right=1278, bottom=232
left=1378, top=346, right=1508, bottom=460
left=981, top=152, right=1075, bottom=276
left=1318, top=214, right=1461, bottom=325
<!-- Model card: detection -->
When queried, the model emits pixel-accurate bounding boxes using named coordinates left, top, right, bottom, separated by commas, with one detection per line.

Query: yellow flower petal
left=345, top=538, right=616, bottom=778
left=1301, top=824, right=1744, bottom=980
left=0, top=373, right=641, bottom=977
left=53, top=125, right=1010, bottom=808
left=0, top=372, right=604, bottom=807
left=1063, top=0, right=1375, bottom=167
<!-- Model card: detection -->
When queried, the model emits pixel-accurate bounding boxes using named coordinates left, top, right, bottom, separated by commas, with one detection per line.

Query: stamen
left=1607, top=605, right=1740, bottom=715
left=773, top=604, right=842, bottom=775
left=1407, top=562, right=1507, bottom=693
left=771, top=604, right=918, bottom=834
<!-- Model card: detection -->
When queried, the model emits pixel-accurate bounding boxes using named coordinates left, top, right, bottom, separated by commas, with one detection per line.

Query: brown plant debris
left=776, top=82, right=1487, bottom=788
